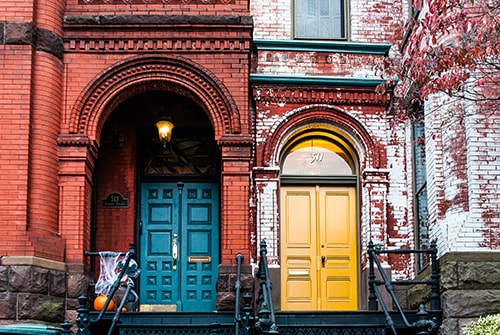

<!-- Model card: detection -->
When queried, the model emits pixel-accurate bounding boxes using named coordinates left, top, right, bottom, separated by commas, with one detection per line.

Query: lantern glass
left=156, top=120, right=174, bottom=145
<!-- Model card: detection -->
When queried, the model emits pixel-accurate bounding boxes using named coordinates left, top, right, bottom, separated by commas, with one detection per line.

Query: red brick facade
left=0, top=0, right=499, bottom=331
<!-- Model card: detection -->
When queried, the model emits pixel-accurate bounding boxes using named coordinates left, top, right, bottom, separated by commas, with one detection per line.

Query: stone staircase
left=85, top=309, right=441, bottom=335
left=77, top=242, right=442, bottom=335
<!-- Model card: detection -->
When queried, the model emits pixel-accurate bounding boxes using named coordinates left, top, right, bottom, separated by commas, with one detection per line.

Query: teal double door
left=139, top=182, right=219, bottom=312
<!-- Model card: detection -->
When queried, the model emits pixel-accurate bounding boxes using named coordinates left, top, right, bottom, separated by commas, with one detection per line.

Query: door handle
left=172, top=234, right=178, bottom=270
left=321, top=255, right=326, bottom=268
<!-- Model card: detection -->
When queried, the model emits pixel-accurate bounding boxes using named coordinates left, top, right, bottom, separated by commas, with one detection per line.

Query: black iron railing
left=78, top=243, right=139, bottom=335
left=235, top=240, right=279, bottom=335
left=234, top=253, right=244, bottom=335
left=367, top=240, right=440, bottom=335
left=255, top=240, right=279, bottom=335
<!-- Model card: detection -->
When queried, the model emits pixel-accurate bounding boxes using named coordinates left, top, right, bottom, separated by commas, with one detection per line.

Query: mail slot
left=288, top=269, right=310, bottom=276
left=188, top=256, right=211, bottom=263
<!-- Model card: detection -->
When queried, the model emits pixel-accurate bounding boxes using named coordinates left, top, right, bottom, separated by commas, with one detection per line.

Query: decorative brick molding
left=63, top=15, right=251, bottom=50
left=252, top=85, right=391, bottom=106
left=69, top=54, right=242, bottom=142
left=256, top=103, right=384, bottom=169
left=78, top=0, right=235, bottom=4
left=63, top=15, right=252, bottom=54
left=66, top=37, right=250, bottom=53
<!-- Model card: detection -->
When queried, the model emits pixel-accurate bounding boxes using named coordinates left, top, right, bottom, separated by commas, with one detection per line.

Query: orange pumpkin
left=93, top=295, right=114, bottom=311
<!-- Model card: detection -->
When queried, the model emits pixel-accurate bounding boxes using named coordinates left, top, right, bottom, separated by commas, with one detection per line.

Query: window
left=412, top=118, right=430, bottom=268
left=282, top=137, right=355, bottom=176
left=294, top=0, right=347, bottom=40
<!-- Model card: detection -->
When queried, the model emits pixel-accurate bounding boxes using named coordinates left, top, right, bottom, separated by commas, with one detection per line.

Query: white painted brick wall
left=252, top=0, right=408, bottom=44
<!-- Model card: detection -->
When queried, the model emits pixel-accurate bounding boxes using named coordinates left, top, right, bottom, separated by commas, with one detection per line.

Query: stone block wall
left=216, top=264, right=254, bottom=311
left=0, top=257, right=90, bottom=326
left=405, top=252, right=500, bottom=335
left=438, top=253, right=500, bottom=335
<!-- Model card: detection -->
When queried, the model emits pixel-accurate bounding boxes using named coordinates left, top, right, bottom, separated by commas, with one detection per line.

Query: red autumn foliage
left=378, top=0, right=500, bottom=115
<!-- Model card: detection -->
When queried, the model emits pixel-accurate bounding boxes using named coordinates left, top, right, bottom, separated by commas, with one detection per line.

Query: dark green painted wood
left=253, top=39, right=392, bottom=55
left=249, top=74, right=387, bottom=88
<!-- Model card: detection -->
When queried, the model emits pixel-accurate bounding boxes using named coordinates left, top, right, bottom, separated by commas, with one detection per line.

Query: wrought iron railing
left=77, top=243, right=139, bottom=335
left=69, top=240, right=441, bottom=335
left=367, top=240, right=440, bottom=335
left=254, top=240, right=279, bottom=335
left=234, top=253, right=244, bottom=335
left=235, top=240, right=279, bottom=335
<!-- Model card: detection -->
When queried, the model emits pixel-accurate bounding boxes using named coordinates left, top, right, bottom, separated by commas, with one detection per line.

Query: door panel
left=141, top=186, right=178, bottom=310
left=281, top=186, right=357, bottom=311
left=319, top=188, right=357, bottom=310
left=281, top=187, right=317, bottom=310
left=181, top=186, right=218, bottom=311
left=140, top=182, right=218, bottom=312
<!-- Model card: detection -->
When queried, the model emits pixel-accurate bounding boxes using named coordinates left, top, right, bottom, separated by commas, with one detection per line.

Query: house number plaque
left=102, top=192, right=129, bottom=208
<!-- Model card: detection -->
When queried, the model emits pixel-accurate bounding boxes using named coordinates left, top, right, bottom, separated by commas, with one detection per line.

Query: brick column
left=218, top=136, right=253, bottom=264
left=25, top=0, right=66, bottom=260
left=253, top=167, right=280, bottom=264
left=0, top=32, right=34, bottom=256
left=360, top=168, right=390, bottom=308
left=216, top=136, right=253, bottom=310
left=58, top=138, right=98, bottom=264
left=361, top=168, right=390, bottom=250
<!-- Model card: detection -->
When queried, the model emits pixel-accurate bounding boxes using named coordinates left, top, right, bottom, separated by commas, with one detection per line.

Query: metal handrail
left=256, top=240, right=279, bottom=335
left=367, top=240, right=440, bottom=335
left=235, top=253, right=244, bottom=335
left=82, top=243, right=139, bottom=335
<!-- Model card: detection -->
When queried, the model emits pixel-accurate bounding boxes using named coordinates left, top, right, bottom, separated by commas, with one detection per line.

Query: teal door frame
left=139, top=181, right=219, bottom=311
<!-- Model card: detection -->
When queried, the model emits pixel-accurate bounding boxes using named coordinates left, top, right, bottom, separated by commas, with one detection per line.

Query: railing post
left=235, top=253, right=244, bottom=335
left=61, top=320, right=73, bottom=335
left=256, top=240, right=279, bottom=335
left=367, top=241, right=378, bottom=311
left=412, top=304, right=438, bottom=335
left=429, top=240, right=441, bottom=311
left=240, top=293, right=255, bottom=332
left=76, top=295, right=90, bottom=335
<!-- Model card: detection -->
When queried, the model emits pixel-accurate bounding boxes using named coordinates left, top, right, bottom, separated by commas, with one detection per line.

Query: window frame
left=293, top=0, right=349, bottom=41
left=411, top=115, right=430, bottom=270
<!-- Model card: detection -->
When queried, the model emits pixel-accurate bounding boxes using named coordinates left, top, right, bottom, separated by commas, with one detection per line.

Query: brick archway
left=261, top=104, right=384, bottom=171
left=69, top=54, right=241, bottom=143
left=59, top=55, right=247, bottom=263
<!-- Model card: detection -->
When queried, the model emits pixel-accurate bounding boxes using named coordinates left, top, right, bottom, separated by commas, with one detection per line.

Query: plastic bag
left=94, top=252, right=139, bottom=296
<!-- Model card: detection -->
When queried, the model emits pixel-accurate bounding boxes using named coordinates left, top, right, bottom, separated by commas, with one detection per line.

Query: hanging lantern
left=155, top=119, right=174, bottom=147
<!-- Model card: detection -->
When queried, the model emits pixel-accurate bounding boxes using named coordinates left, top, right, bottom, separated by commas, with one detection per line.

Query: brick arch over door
left=261, top=104, right=385, bottom=170
left=68, top=54, right=241, bottom=143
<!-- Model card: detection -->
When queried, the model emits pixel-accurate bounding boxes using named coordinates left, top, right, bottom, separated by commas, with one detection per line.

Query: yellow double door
left=280, top=186, right=358, bottom=311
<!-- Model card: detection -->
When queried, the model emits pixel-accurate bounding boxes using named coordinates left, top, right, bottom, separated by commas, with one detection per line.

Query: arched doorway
left=280, top=130, right=359, bottom=311
left=60, top=54, right=251, bottom=313
left=96, top=91, right=220, bottom=312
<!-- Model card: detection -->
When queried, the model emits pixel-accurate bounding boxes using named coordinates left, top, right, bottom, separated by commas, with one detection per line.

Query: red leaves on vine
left=379, top=0, right=500, bottom=110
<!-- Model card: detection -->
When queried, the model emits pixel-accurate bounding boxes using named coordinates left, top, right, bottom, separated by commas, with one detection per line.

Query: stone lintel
left=0, top=256, right=66, bottom=272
